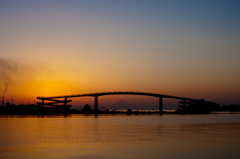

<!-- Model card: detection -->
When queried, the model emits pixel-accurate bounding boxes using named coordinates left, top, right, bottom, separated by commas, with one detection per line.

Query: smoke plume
left=0, top=57, right=17, bottom=95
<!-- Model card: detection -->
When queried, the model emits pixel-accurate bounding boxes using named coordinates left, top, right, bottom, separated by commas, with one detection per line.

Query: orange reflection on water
left=0, top=114, right=240, bottom=159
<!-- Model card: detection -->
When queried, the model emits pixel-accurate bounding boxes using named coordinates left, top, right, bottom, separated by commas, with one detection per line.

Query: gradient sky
left=0, top=0, right=240, bottom=108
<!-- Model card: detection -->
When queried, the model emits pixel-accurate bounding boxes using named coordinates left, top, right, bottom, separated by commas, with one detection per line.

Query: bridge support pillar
left=183, top=99, right=186, bottom=111
left=63, top=97, right=67, bottom=116
left=41, top=99, right=44, bottom=117
left=159, top=97, right=163, bottom=115
left=94, top=96, right=98, bottom=113
left=41, top=99, right=44, bottom=108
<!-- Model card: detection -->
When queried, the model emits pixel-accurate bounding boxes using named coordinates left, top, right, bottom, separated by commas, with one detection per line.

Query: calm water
left=0, top=113, right=240, bottom=159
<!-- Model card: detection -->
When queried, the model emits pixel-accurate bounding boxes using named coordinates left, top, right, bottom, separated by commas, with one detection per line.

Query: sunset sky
left=0, top=0, right=239, bottom=108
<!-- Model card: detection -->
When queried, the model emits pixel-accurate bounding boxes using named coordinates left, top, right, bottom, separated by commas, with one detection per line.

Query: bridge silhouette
left=37, top=92, right=205, bottom=114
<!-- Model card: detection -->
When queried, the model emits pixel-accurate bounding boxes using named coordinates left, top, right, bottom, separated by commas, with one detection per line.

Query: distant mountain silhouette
left=108, top=100, right=136, bottom=109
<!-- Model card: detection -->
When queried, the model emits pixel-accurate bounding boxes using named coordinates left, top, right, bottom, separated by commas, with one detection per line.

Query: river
left=0, top=113, right=240, bottom=159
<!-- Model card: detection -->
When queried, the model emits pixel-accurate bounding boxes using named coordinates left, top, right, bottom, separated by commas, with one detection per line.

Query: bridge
left=37, top=92, right=205, bottom=114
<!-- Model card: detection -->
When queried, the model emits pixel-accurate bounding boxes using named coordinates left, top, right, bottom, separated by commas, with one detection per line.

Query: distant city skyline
left=0, top=0, right=240, bottom=107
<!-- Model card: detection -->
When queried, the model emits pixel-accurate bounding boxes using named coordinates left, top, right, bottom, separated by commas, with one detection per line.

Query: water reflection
left=0, top=114, right=240, bottom=159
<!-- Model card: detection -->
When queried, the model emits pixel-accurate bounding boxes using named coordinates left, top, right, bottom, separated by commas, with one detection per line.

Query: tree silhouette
left=82, top=104, right=91, bottom=112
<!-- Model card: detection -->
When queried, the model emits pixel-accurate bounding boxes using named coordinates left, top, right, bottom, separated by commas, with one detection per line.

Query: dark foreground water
left=0, top=113, right=240, bottom=159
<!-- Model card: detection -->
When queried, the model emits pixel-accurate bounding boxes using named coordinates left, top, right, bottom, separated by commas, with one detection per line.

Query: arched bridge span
left=37, top=92, right=204, bottom=114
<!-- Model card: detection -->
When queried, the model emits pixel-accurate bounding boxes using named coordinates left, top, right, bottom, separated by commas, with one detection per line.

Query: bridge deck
left=37, top=92, right=203, bottom=101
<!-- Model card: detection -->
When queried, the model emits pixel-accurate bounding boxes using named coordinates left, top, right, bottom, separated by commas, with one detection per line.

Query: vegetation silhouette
left=82, top=104, right=91, bottom=113
left=176, top=101, right=220, bottom=114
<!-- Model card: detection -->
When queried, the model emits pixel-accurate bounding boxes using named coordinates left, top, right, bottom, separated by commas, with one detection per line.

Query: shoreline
left=0, top=110, right=240, bottom=117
